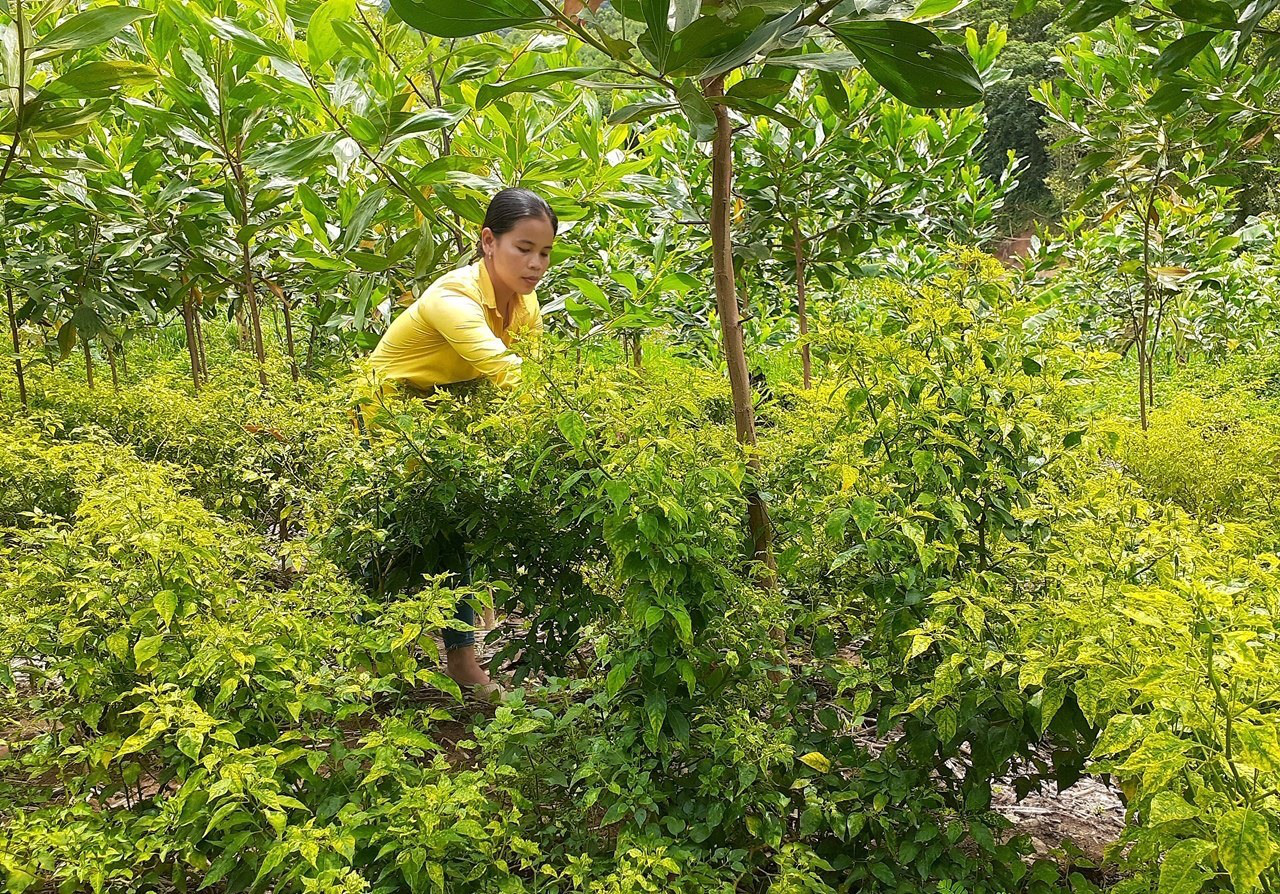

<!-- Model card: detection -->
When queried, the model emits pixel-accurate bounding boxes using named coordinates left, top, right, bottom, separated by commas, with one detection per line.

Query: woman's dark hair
left=482, top=187, right=558, bottom=240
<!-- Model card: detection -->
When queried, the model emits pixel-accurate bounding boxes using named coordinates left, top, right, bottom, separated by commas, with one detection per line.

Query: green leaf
left=1062, top=0, right=1133, bottom=31
left=555, top=409, right=587, bottom=449
left=31, top=7, right=152, bottom=63
left=1217, top=808, right=1273, bottom=892
left=1233, top=723, right=1280, bottom=775
left=390, top=0, right=544, bottom=37
left=176, top=730, right=204, bottom=761
left=1147, top=79, right=1192, bottom=114
left=37, top=61, right=154, bottom=98
left=663, top=11, right=766, bottom=74
left=675, top=79, right=716, bottom=142
left=387, top=107, right=468, bottom=146
left=763, top=50, right=860, bottom=71
left=1228, top=0, right=1280, bottom=63
left=132, top=150, right=164, bottom=186
left=644, top=605, right=664, bottom=629
left=421, top=669, right=463, bottom=702
left=817, top=70, right=848, bottom=115
left=446, top=59, right=494, bottom=84
left=605, top=661, right=631, bottom=699
left=607, top=98, right=679, bottom=125
left=248, top=133, right=338, bottom=174
left=911, top=0, right=971, bottom=19
left=1152, top=31, right=1214, bottom=79
left=134, top=633, right=164, bottom=666
left=671, top=606, right=692, bottom=644
left=153, top=590, right=177, bottom=626
left=106, top=631, right=130, bottom=661
left=697, top=7, right=803, bottom=80
left=206, top=17, right=291, bottom=60
left=308, top=0, right=356, bottom=67
left=638, top=0, right=673, bottom=69
left=849, top=496, right=877, bottom=533
left=726, top=77, right=793, bottom=99
left=339, top=185, right=386, bottom=253
left=829, top=20, right=983, bottom=109
left=600, top=798, right=628, bottom=825
left=1150, top=792, right=1199, bottom=824
left=1157, top=839, right=1214, bottom=894
left=717, top=95, right=802, bottom=130
left=1170, top=0, right=1238, bottom=28
left=476, top=67, right=603, bottom=109
left=645, top=689, right=667, bottom=742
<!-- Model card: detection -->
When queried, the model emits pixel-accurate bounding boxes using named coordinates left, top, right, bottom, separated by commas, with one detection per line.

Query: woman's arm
left=430, top=292, right=524, bottom=388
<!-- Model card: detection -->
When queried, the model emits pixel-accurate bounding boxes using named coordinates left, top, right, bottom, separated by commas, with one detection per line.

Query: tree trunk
left=6, top=285, right=27, bottom=411
left=705, top=76, right=774, bottom=574
left=182, top=297, right=202, bottom=393
left=107, top=346, right=119, bottom=393
left=1136, top=338, right=1148, bottom=431
left=242, top=244, right=268, bottom=388
left=194, top=309, right=209, bottom=380
left=191, top=284, right=209, bottom=380
left=1145, top=288, right=1168, bottom=416
left=631, top=333, right=642, bottom=369
left=305, top=322, right=318, bottom=370
left=269, top=281, right=300, bottom=383
left=793, top=218, right=811, bottom=390
left=82, top=338, right=95, bottom=390
left=1136, top=176, right=1161, bottom=431
left=282, top=292, right=299, bottom=383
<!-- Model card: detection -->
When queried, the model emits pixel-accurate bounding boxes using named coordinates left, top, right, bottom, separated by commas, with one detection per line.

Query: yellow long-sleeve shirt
left=368, top=261, right=541, bottom=390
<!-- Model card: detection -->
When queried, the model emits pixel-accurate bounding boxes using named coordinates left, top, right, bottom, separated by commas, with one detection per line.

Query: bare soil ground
left=994, top=775, right=1127, bottom=865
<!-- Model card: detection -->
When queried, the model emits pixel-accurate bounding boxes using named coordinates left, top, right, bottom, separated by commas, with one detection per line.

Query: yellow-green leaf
left=1158, top=838, right=1214, bottom=894
left=133, top=633, right=164, bottom=666
left=798, top=751, right=832, bottom=773
left=1217, top=808, right=1274, bottom=893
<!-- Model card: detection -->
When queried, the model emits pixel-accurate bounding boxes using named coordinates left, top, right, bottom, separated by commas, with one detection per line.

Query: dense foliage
left=4, top=0, right=1280, bottom=891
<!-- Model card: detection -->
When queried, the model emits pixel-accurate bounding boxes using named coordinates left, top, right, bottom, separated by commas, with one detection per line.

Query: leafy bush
left=1114, top=392, right=1280, bottom=520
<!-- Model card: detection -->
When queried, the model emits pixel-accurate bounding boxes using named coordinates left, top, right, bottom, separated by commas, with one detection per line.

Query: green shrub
left=1114, top=392, right=1280, bottom=520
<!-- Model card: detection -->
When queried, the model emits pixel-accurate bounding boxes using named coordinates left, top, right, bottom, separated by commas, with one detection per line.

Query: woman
left=367, top=187, right=557, bottom=691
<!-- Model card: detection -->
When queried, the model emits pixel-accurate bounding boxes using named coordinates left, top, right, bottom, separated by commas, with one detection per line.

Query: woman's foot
left=445, top=645, right=494, bottom=688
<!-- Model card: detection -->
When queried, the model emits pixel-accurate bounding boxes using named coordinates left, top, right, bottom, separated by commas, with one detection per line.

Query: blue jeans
left=437, top=532, right=477, bottom=651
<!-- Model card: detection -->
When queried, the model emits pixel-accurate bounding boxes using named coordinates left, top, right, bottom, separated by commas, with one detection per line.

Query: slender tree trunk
left=1147, top=298, right=1165, bottom=412
left=793, top=218, right=811, bottom=390
left=631, top=333, right=642, bottom=369
left=1137, top=176, right=1161, bottom=431
left=119, top=340, right=127, bottom=377
left=269, top=281, right=299, bottom=383
left=182, top=297, right=201, bottom=393
left=107, top=346, right=119, bottom=392
left=194, top=309, right=209, bottom=380
left=242, top=243, right=267, bottom=388
left=6, top=285, right=27, bottom=411
left=305, top=321, right=318, bottom=370
left=705, top=76, right=774, bottom=573
left=82, top=338, right=95, bottom=390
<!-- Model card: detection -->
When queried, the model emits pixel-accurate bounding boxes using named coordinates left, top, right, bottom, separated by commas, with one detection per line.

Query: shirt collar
left=475, top=260, right=498, bottom=309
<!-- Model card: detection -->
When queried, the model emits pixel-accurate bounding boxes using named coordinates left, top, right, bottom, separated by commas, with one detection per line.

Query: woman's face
left=482, top=215, right=556, bottom=297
